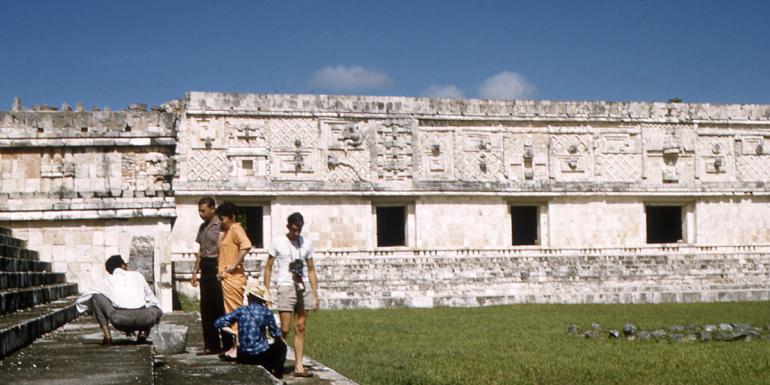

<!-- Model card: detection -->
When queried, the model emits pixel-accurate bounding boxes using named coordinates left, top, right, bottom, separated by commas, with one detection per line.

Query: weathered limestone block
left=151, top=323, right=188, bottom=355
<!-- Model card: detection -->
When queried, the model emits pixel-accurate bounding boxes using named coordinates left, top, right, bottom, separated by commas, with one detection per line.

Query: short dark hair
left=105, top=255, right=126, bottom=274
left=215, top=201, right=239, bottom=218
left=287, top=212, right=304, bottom=227
left=198, top=196, right=216, bottom=208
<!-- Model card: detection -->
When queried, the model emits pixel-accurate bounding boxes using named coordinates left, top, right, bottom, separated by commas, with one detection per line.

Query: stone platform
left=1, top=311, right=357, bottom=385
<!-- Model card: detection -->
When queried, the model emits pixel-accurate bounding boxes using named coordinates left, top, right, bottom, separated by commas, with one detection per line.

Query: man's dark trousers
left=237, top=339, right=288, bottom=379
left=199, top=258, right=231, bottom=350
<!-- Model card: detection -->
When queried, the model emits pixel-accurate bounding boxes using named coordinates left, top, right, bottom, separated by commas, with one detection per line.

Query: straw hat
left=242, top=282, right=273, bottom=303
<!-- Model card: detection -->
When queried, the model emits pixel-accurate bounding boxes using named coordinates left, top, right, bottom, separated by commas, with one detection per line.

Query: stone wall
left=167, top=92, right=770, bottom=308
left=3, top=92, right=770, bottom=310
left=415, top=196, right=511, bottom=249
left=0, top=102, right=177, bottom=310
left=173, top=92, right=770, bottom=249
left=695, top=197, right=770, bottom=244
left=171, top=244, right=770, bottom=308
left=5, top=218, right=173, bottom=306
left=177, top=92, right=770, bottom=196
left=548, top=198, right=646, bottom=247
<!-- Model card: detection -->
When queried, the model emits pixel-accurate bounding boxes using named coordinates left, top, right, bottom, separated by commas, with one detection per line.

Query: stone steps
left=0, top=245, right=38, bottom=260
left=172, top=250, right=770, bottom=308
left=314, top=254, right=770, bottom=285
left=316, top=270, right=770, bottom=287
left=0, top=283, right=79, bottom=315
left=0, top=257, right=52, bottom=273
left=319, top=278, right=770, bottom=294
left=0, top=226, right=82, bottom=360
left=0, top=295, right=79, bottom=358
left=0, top=272, right=66, bottom=290
left=0, top=233, right=26, bottom=249
left=321, top=288, right=770, bottom=309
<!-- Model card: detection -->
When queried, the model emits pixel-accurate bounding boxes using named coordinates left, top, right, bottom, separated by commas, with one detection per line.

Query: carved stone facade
left=0, top=107, right=177, bottom=307
left=3, top=93, right=770, bottom=310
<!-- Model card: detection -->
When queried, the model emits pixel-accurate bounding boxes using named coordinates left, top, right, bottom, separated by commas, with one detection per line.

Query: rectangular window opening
left=645, top=205, right=683, bottom=244
left=240, top=206, right=264, bottom=248
left=511, top=206, right=539, bottom=246
left=376, top=206, right=406, bottom=247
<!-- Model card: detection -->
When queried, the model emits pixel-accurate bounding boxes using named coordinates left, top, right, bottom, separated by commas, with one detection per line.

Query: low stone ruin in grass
left=567, top=322, right=770, bottom=342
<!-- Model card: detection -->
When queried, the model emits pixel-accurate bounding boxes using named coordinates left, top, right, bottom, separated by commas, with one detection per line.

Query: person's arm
left=263, top=255, right=274, bottom=288
left=226, top=248, right=249, bottom=273
left=216, top=230, right=226, bottom=279
left=140, top=275, right=161, bottom=309
left=191, top=251, right=201, bottom=287
left=214, top=308, right=239, bottom=329
left=265, top=308, right=283, bottom=339
left=225, top=225, right=251, bottom=273
left=307, top=258, right=319, bottom=311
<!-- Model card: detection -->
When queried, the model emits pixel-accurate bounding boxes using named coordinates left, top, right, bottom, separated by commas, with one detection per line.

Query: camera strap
left=290, top=236, right=303, bottom=263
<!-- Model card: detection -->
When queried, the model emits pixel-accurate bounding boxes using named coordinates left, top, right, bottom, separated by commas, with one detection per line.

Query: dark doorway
left=376, top=206, right=406, bottom=247
left=511, top=206, right=539, bottom=245
left=645, top=206, right=682, bottom=244
left=240, top=206, right=264, bottom=248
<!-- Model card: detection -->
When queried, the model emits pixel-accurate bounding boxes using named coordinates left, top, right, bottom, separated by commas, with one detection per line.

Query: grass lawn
left=303, top=302, right=770, bottom=385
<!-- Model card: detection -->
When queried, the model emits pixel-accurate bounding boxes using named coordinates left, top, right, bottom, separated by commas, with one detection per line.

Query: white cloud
left=478, top=71, right=536, bottom=100
left=423, top=85, right=465, bottom=99
left=308, top=65, right=393, bottom=91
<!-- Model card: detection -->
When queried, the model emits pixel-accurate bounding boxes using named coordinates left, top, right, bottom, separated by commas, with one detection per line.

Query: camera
left=288, top=259, right=304, bottom=278
left=288, top=259, right=305, bottom=291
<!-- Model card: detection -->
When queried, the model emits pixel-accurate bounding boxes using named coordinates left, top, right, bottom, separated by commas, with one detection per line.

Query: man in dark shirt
left=215, top=283, right=286, bottom=378
left=191, top=196, right=230, bottom=355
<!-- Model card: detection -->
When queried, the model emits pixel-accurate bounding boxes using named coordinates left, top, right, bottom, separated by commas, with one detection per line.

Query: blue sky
left=2, top=0, right=768, bottom=110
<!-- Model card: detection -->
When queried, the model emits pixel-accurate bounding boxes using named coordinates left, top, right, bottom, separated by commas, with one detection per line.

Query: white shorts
left=275, top=285, right=314, bottom=313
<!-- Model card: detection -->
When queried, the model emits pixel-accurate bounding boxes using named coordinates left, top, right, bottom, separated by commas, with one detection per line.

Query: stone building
left=2, top=93, right=770, bottom=311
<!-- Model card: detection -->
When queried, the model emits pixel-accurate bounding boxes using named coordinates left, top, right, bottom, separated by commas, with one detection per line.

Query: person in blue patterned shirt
left=215, top=282, right=286, bottom=378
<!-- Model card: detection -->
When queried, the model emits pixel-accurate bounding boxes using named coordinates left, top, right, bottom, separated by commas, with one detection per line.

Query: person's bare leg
left=279, top=311, right=293, bottom=340
left=101, top=325, right=112, bottom=345
left=224, top=334, right=238, bottom=358
left=137, top=327, right=150, bottom=343
left=293, top=311, right=309, bottom=374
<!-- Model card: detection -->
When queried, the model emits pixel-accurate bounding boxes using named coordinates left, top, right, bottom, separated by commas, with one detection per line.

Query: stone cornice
left=0, top=110, right=177, bottom=139
left=186, top=92, right=770, bottom=124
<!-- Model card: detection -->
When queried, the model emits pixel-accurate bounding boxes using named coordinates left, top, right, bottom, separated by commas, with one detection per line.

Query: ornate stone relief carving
left=418, top=129, right=454, bottom=180
left=457, top=130, right=504, bottom=182
left=695, top=135, right=733, bottom=181
left=190, top=117, right=226, bottom=149
left=374, top=119, right=413, bottom=181
left=225, top=118, right=269, bottom=180
left=594, top=132, right=642, bottom=182
left=322, top=120, right=371, bottom=184
left=40, top=152, right=75, bottom=178
left=504, top=134, right=547, bottom=181
left=643, top=126, right=695, bottom=185
left=228, top=119, right=267, bottom=148
left=269, top=118, right=320, bottom=180
left=549, top=134, right=592, bottom=181
left=736, top=135, right=770, bottom=181
left=144, top=152, right=174, bottom=192
left=185, top=150, right=229, bottom=182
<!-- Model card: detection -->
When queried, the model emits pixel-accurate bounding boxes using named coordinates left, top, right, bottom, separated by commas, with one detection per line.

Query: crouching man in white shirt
left=76, top=255, right=163, bottom=345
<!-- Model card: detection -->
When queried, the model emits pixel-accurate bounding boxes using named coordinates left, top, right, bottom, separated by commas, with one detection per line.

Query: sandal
left=219, top=354, right=237, bottom=362
left=292, top=370, right=313, bottom=378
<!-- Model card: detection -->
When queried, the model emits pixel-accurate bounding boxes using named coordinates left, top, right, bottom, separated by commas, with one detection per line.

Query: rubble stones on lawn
left=567, top=322, right=770, bottom=343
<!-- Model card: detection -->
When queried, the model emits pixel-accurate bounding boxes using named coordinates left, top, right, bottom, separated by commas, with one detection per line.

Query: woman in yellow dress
left=215, top=201, right=252, bottom=360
